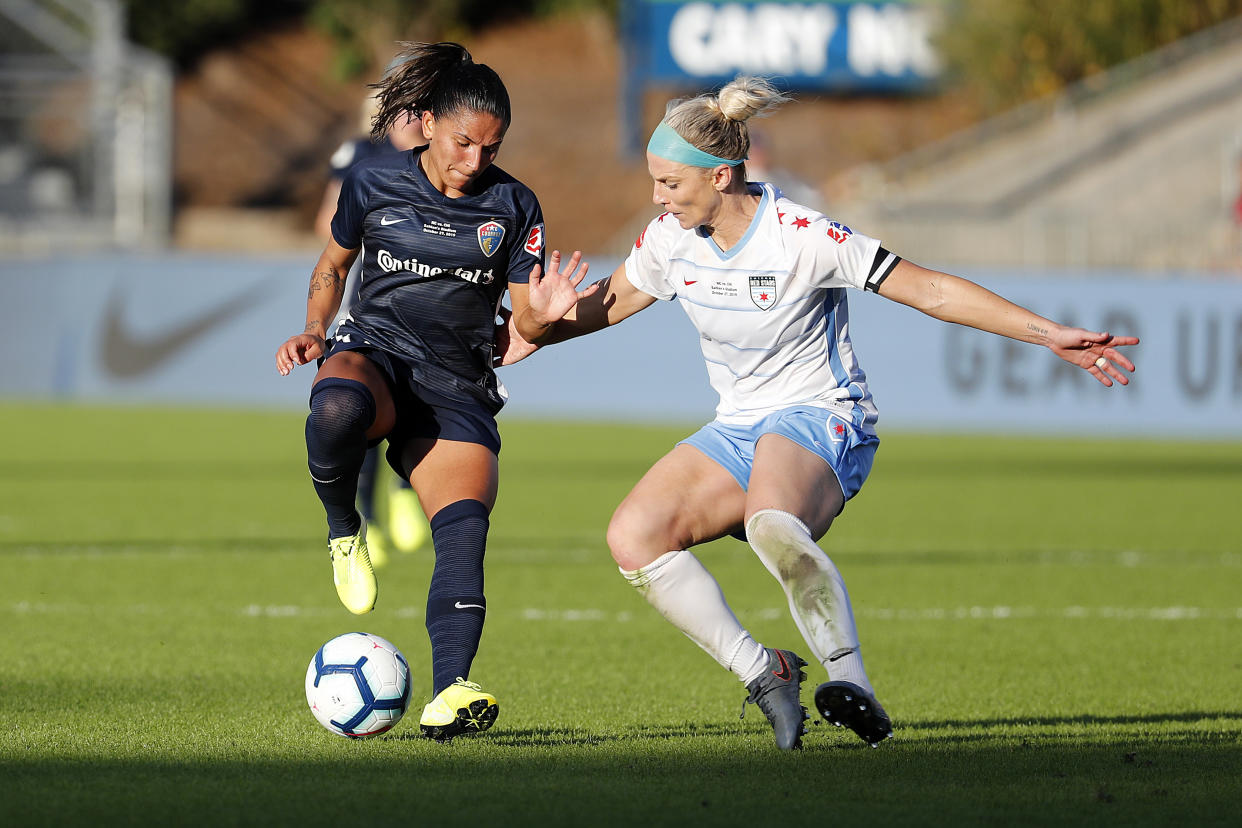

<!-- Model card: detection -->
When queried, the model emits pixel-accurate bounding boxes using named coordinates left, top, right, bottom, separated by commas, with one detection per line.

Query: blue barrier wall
left=3, top=254, right=1240, bottom=437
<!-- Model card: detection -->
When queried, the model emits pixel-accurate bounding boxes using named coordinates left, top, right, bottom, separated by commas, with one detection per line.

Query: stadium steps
left=833, top=15, right=1242, bottom=271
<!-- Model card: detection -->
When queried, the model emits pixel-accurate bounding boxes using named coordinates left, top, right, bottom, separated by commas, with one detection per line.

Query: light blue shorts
left=680, top=405, right=879, bottom=501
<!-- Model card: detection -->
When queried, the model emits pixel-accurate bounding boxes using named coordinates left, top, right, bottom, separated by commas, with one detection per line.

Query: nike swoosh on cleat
left=454, top=601, right=485, bottom=610
left=771, top=650, right=792, bottom=681
left=100, top=282, right=272, bottom=378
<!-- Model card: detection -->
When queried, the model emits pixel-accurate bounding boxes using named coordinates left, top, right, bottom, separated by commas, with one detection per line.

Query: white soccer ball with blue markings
left=305, top=632, right=411, bottom=738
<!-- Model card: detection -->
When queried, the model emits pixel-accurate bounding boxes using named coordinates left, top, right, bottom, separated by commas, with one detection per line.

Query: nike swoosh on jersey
left=379, top=216, right=408, bottom=226
left=454, top=601, right=486, bottom=610
left=683, top=278, right=698, bottom=285
left=100, top=282, right=271, bottom=378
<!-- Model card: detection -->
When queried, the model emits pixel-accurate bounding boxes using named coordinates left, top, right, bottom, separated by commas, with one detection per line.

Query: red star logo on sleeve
left=777, top=211, right=786, bottom=223
left=792, top=216, right=810, bottom=230
left=834, top=423, right=845, bottom=436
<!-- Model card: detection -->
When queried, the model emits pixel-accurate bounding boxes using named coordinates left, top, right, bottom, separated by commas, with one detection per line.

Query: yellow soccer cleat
left=328, top=519, right=377, bottom=614
left=419, top=678, right=499, bottom=741
left=386, top=486, right=429, bottom=554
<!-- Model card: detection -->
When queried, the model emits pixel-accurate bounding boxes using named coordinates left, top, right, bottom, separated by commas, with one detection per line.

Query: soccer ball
left=305, top=632, right=412, bottom=738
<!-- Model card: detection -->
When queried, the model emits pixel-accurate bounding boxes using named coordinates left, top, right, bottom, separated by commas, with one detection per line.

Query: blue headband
left=647, top=121, right=745, bottom=167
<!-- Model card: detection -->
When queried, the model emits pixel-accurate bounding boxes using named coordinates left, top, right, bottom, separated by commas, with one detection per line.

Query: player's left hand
left=1047, top=327, right=1139, bottom=387
left=494, top=306, right=539, bottom=366
left=527, top=250, right=596, bottom=327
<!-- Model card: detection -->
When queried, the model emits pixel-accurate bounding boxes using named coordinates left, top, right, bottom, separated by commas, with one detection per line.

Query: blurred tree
left=936, top=0, right=1242, bottom=112
left=306, top=0, right=614, bottom=78
left=124, top=0, right=616, bottom=72
left=124, top=0, right=311, bottom=66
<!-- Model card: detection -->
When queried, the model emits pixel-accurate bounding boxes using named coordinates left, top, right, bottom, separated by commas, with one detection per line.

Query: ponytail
left=369, top=42, right=511, bottom=142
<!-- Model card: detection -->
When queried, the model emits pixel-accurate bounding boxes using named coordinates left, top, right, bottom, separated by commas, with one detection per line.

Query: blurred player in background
left=314, top=91, right=430, bottom=567
left=513, top=76, right=1138, bottom=751
left=276, top=41, right=576, bottom=741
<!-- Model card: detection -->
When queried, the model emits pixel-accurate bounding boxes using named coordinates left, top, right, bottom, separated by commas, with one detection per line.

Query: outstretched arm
left=510, top=254, right=657, bottom=347
left=275, top=239, right=358, bottom=375
left=877, top=259, right=1138, bottom=387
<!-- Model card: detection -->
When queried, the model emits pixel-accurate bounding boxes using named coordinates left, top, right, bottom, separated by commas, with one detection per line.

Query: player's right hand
left=275, top=334, right=326, bottom=376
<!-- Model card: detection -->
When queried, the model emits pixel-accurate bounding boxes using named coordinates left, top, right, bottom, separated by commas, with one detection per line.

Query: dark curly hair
left=369, top=42, right=511, bottom=142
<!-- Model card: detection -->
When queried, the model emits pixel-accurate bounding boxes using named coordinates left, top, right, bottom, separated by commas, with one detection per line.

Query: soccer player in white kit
left=511, top=77, right=1139, bottom=751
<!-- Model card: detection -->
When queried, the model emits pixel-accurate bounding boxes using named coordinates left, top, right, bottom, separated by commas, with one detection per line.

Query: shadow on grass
left=3, top=723, right=1241, bottom=828
left=394, top=721, right=743, bottom=748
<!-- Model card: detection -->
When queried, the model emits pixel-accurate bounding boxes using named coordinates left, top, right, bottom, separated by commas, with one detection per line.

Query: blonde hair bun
left=717, top=76, right=790, bottom=122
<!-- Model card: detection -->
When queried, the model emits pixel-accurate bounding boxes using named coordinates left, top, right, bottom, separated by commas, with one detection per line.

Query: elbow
left=916, top=275, right=956, bottom=319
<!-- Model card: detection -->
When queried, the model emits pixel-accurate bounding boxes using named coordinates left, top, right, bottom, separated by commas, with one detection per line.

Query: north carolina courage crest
left=750, top=275, right=777, bottom=310
left=477, top=220, right=505, bottom=257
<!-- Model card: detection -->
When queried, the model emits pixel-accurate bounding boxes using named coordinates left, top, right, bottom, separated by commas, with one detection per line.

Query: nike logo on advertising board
left=380, top=216, right=408, bottom=226
left=100, top=282, right=271, bottom=378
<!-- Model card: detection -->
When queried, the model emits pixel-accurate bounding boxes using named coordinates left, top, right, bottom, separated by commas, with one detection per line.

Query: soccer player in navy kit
left=275, top=42, right=582, bottom=741
left=315, top=96, right=431, bottom=567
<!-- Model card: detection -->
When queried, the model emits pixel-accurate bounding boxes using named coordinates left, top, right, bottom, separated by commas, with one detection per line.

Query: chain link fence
left=0, top=0, right=171, bottom=253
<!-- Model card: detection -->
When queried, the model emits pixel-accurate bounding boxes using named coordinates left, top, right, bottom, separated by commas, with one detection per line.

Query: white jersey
left=624, top=183, right=900, bottom=428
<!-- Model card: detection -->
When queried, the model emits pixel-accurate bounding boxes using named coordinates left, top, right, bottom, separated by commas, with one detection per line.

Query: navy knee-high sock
left=305, top=378, right=375, bottom=539
left=425, top=499, right=489, bottom=696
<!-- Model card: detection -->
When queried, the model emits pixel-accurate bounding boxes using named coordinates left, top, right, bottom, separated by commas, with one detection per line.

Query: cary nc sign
left=620, top=0, right=941, bottom=152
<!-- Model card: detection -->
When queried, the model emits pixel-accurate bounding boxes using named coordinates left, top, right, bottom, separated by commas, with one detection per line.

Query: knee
left=605, top=507, right=639, bottom=568
left=746, top=508, right=806, bottom=544
left=607, top=501, right=676, bottom=571
left=307, top=378, right=376, bottom=440
left=746, top=509, right=824, bottom=579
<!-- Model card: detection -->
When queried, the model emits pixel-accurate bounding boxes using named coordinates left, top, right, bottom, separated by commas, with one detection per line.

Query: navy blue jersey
left=330, top=146, right=546, bottom=407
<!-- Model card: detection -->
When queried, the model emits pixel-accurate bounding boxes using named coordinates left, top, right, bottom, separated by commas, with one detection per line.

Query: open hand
left=1048, top=327, right=1139, bottom=387
left=527, top=250, right=596, bottom=328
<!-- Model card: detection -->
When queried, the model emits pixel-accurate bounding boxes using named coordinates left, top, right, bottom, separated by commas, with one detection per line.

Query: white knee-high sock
left=746, top=509, right=873, bottom=694
left=621, top=549, right=770, bottom=684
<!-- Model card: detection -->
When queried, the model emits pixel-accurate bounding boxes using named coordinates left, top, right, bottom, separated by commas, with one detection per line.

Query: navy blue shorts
left=320, top=337, right=502, bottom=458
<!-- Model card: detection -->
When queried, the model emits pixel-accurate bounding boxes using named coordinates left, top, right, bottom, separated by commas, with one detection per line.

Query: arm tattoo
left=1026, top=322, right=1049, bottom=337
left=304, top=320, right=322, bottom=335
left=308, top=267, right=344, bottom=299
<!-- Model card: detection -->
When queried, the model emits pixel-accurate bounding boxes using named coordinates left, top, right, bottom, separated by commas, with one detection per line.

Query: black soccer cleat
left=814, top=680, right=893, bottom=747
left=742, top=648, right=809, bottom=751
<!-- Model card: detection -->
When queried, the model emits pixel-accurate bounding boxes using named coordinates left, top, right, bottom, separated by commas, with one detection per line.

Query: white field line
left=7, top=602, right=1240, bottom=622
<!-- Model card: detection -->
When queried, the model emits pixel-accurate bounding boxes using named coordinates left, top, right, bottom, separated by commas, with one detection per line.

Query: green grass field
left=1, top=403, right=1239, bottom=826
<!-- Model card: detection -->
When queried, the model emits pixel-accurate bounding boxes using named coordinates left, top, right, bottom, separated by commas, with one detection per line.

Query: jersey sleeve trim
left=865, top=246, right=901, bottom=293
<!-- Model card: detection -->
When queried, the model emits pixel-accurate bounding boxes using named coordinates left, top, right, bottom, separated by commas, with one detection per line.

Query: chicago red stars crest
left=826, top=414, right=848, bottom=445
left=477, top=220, right=505, bottom=257
left=749, top=275, right=777, bottom=310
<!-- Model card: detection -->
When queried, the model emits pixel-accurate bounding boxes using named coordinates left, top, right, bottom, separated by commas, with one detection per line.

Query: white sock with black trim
left=620, top=549, right=770, bottom=685
left=746, top=508, right=874, bottom=695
